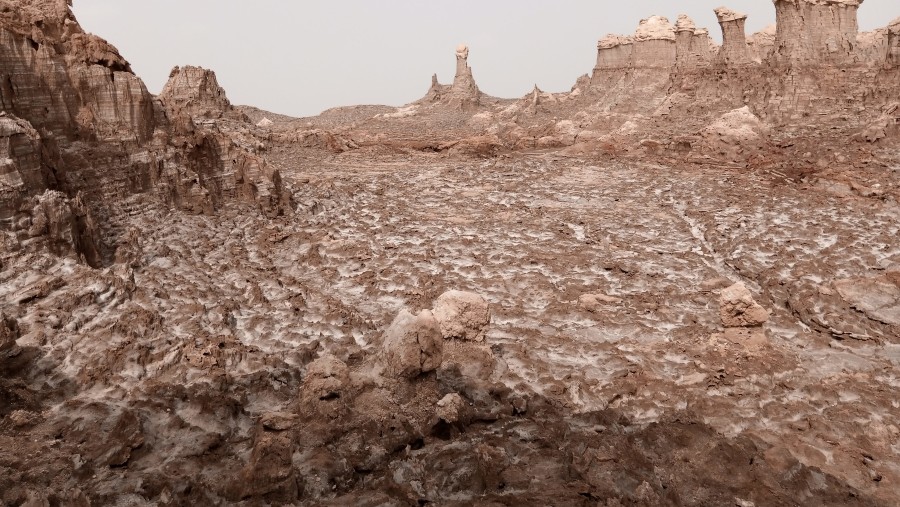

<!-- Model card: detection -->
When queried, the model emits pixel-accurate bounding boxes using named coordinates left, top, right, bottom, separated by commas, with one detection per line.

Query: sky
left=72, top=1, right=898, bottom=118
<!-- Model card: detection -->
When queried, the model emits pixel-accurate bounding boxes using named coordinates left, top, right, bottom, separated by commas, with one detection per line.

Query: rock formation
left=632, top=16, right=677, bottom=69
left=888, top=17, right=900, bottom=65
left=715, top=7, right=752, bottom=65
left=0, top=312, right=19, bottom=355
left=772, top=0, right=865, bottom=63
left=424, top=44, right=481, bottom=107
left=159, top=65, right=232, bottom=121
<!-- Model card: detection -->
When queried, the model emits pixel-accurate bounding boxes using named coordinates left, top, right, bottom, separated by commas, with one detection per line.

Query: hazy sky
left=73, top=1, right=898, bottom=118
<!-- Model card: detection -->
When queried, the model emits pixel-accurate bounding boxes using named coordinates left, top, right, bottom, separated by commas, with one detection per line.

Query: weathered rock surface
left=720, top=282, right=770, bottom=328
left=382, top=309, right=443, bottom=378
left=0, top=312, right=18, bottom=354
left=432, top=290, right=491, bottom=341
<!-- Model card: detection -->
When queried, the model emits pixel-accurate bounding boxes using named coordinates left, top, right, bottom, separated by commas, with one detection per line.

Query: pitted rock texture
left=432, top=290, right=492, bottom=342
left=720, top=282, right=770, bottom=328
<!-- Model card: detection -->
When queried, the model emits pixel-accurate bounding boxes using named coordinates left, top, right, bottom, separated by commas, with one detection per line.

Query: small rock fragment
left=435, top=393, right=467, bottom=424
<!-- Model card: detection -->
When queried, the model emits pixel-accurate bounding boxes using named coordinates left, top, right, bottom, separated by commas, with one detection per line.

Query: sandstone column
left=450, top=44, right=480, bottom=99
left=715, top=7, right=752, bottom=65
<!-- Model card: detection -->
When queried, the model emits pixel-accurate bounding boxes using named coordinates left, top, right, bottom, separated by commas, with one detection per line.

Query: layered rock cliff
left=0, top=0, right=290, bottom=265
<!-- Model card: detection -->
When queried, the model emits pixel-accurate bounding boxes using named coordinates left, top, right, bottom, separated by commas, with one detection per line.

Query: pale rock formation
left=256, top=117, right=273, bottom=128
left=0, top=114, right=48, bottom=215
left=423, top=45, right=481, bottom=107
left=772, top=0, right=864, bottom=63
left=720, top=282, right=770, bottom=327
left=0, top=311, right=19, bottom=354
left=595, top=34, right=635, bottom=72
left=888, top=17, right=900, bottom=66
left=432, top=291, right=491, bottom=342
left=834, top=275, right=900, bottom=327
left=449, top=44, right=481, bottom=105
left=715, top=7, right=752, bottom=65
left=382, top=309, right=444, bottom=379
left=675, top=15, right=716, bottom=69
left=632, top=16, right=677, bottom=68
left=856, top=28, right=889, bottom=63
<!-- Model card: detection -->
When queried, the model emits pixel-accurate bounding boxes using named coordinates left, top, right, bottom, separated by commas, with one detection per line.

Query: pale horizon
left=73, top=1, right=899, bottom=118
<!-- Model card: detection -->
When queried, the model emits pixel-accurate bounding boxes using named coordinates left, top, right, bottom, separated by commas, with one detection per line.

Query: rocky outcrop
left=159, top=66, right=233, bottom=122
left=715, top=7, right=752, bottom=65
left=425, top=45, right=482, bottom=107
left=675, top=15, right=716, bottom=69
left=700, top=106, right=770, bottom=161
left=888, top=17, right=900, bottom=66
left=632, top=16, right=677, bottom=69
left=0, top=114, right=49, bottom=218
left=772, top=0, right=865, bottom=64
left=748, top=25, right=778, bottom=62
left=5, top=190, right=102, bottom=266
left=0, top=0, right=294, bottom=261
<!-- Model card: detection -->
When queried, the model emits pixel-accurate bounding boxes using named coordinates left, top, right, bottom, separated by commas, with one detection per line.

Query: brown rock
left=720, top=282, right=770, bottom=327
left=382, top=309, right=443, bottom=379
left=432, top=290, right=491, bottom=342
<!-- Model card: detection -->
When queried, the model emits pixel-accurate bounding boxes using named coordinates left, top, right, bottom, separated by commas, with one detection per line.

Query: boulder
left=432, top=291, right=491, bottom=341
left=720, top=282, right=770, bottom=327
left=382, top=309, right=443, bottom=379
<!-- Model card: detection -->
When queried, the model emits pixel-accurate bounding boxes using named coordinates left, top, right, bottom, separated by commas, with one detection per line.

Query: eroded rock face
left=720, top=282, right=770, bottom=328
left=888, top=17, right=900, bottom=65
left=0, top=312, right=19, bottom=354
left=382, top=309, right=443, bottom=378
left=0, top=114, right=48, bottom=217
left=432, top=291, right=491, bottom=342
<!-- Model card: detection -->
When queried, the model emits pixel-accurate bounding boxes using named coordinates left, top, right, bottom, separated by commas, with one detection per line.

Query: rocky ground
left=3, top=145, right=899, bottom=505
